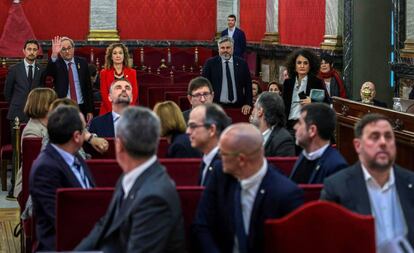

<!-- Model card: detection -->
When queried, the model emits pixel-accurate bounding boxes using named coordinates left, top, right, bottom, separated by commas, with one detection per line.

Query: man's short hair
left=48, top=106, right=83, bottom=144
left=256, top=92, right=286, bottom=127
left=187, top=76, right=213, bottom=95
left=217, top=36, right=234, bottom=47
left=228, top=14, right=237, bottom=20
left=24, top=39, right=40, bottom=50
left=354, top=113, right=392, bottom=139
left=116, top=106, right=161, bottom=159
left=109, top=78, right=132, bottom=94
left=301, top=103, right=336, bottom=141
left=204, top=104, right=231, bottom=137
left=60, top=37, right=74, bottom=47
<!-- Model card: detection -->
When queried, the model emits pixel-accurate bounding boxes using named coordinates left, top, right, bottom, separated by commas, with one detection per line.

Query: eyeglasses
left=191, top=92, right=211, bottom=99
left=187, top=123, right=210, bottom=130
left=61, top=46, right=73, bottom=53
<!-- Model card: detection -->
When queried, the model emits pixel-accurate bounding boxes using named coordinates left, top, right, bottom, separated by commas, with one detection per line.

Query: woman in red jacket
left=99, top=43, right=138, bottom=115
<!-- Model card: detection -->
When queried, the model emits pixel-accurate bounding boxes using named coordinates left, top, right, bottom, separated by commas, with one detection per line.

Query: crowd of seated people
left=2, top=35, right=414, bottom=253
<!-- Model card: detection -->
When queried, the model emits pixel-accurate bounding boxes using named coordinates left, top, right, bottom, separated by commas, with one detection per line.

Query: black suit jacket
left=44, top=56, right=93, bottom=114
left=167, top=132, right=202, bottom=158
left=202, top=56, right=252, bottom=107
left=192, top=163, right=304, bottom=253
left=321, top=163, right=414, bottom=247
left=221, top=27, right=247, bottom=57
left=282, top=75, right=330, bottom=119
left=29, top=144, right=95, bottom=251
left=88, top=112, right=115, bottom=137
left=264, top=126, right=295, bottom=157
left=76, top=160, right=186, bottom=253
left=4, top=61, right=44, bottom=121
left=198, top=151, right=221, bottom=186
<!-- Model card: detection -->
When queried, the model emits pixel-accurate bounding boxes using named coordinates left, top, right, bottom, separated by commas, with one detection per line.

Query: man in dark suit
left=4, top=39, right=45, bottom=198
left=250, top=92, right=295, bottom=157
left=192, top=123, right=303, bottom=253
left=76, top=107, right=186, bottom=252
left=321, top=113, right=414, bottom=250
left=290, top=103, right=347, bottom=184
left=186, top=103, right=231, bottom=186
left=182, top=76, right=214, bottom=123
left=30, top=106, right=95, bottom=251
left=89, top=79, right=132, bottom=137
left=44, top=36, right=94, bottom=122
left=221, top=14, right=246, bottom=58
left=202, top=36, right=252, bottom=115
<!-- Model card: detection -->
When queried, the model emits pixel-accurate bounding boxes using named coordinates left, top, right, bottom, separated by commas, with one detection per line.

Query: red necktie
left=68, top=62, right=78, bottom=102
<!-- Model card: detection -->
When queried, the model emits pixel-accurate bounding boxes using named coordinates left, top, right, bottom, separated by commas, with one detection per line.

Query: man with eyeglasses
left=44, top=36, right=94, bottom=122
left=192, top=123, right=303, bottom=253
left=202, top=36, right=252, bottom=115
left=186, top=103, right=231, bottom=186
left=182, top=76, right=214, bottom=123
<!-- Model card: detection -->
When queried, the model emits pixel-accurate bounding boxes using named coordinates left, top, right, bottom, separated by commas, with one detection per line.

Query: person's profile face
left=252, top=83, right=259, bottom=97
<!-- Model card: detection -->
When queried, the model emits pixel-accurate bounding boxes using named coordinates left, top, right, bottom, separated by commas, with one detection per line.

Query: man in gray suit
left=250, top=91, right=295, bottom=157
left=4, top=39, right=44, bottom=198
left=76, top=106, right=186, bottom=253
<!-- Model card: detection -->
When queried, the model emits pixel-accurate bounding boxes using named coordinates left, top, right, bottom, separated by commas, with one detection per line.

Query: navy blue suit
left=192, top=163, right=304, bottom=253
left=29, top=144, right=95, bottom=251
left=290, top=146, right=348, bottom=184
left=44, top=56, right=93, bottom=115
left=88, top=112, right=115, bottom=137
left=202, top=56, right=252, bottom=107
left=198, top=152, right=221, bottom=186
left=167, top=133, right=202, bottom=158
left=221, top=27, right=247, bottom=57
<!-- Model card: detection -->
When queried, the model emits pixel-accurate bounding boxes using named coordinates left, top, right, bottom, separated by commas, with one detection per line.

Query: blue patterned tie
left=73, top=158, right=89, bottom=188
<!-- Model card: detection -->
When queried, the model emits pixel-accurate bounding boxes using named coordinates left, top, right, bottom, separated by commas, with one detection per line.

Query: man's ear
left=353, top=138, right=361, bottom=154
left=308, top=124, right=317, bottom=138
left=187, top=95, right=192, bottom=105
left=209, top=124, right=217, bottom=138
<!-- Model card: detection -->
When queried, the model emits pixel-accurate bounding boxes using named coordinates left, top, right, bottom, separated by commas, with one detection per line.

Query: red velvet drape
left=279, top=0, right=325, bottom=47
left=240, top=0, right=266, bottom=42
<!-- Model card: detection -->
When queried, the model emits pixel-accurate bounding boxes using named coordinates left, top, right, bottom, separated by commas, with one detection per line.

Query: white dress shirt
left=288, top=76, right=308, bottom=120
left=23, top=58, right=35, bottom=79
left=122, top=155, right=157, bottom=198
left=220, top=57, right=237, bottom=103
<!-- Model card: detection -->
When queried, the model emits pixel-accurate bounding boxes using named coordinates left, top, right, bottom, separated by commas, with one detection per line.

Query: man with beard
left=321, top=113, right=414, bottom=250
left=202, top=36, right=252, bottom=115
left=250, top=91, right=295, bottom=157
left=4, top=39, right=45, bottom=198
left=88, top=79, right=132, bottom=137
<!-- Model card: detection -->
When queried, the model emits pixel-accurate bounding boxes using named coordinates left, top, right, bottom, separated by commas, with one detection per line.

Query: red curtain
left=279, top=0, right=325, bottom=47
left=240, top=0, right=266, bottom=42
left=117, top=0, right=216, bottom=40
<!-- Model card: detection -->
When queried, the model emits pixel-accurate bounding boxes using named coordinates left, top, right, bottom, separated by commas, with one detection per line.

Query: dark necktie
left=198, top=161, right=206, bottom=186
left=234, top=183, right=248, bottom=253
left=73, top=158, right=89, bottom=188
left=225, top=61, right=234, bottom=102
left=27, top=65, right=33, bottom=85
left=68, top=62, right=78, bottom=102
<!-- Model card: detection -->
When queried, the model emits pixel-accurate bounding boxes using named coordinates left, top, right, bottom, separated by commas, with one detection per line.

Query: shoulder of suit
left=394, top=165, right=414, bottom=178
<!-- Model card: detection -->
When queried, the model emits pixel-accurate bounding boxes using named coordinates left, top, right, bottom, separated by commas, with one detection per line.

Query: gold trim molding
left=400, top=39, right=414, bottom=58
left=87, top=30, right=120, bottom=41
left=261, top=32, right=279, bottom=45
left=320, top=35, right=343, bottom=51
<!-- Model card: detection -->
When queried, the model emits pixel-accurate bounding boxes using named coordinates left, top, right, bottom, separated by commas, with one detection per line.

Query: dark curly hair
left=285, top=49, right=320, bottom=78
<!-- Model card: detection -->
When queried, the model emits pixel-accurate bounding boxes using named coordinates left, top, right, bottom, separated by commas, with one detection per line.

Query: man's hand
left=90, top=137, right=109, bottom=154
left=300, top=97, right=311, bottom=105
left=51, top=36, right=62, bottom=58
left=241, top=105, right=252, bottom=115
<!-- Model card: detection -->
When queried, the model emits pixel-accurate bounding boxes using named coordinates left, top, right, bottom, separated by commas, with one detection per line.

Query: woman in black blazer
left=282, top=49, right=330, bottom=130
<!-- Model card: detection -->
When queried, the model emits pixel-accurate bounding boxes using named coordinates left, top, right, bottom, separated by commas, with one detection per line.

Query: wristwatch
left=87, top=133, right=97, bottom=143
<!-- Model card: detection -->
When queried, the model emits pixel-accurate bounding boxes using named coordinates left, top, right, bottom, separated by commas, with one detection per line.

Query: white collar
left=240, top=158, right=267, bottom=190
left=302, top=143, right=329, bottom=160
left=122, top=155, right=157, bottom=197
left=112, top=111, right=121, bottom=121
left=221, top=57, right=233, bottom=63
left=203, top=146, right=219, bottom=166
left=24, top=58, right=35, bottom=68
left=361, top=164, right=395, bottom=191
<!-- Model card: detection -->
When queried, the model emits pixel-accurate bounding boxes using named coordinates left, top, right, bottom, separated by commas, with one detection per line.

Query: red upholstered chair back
left=176, top=186, right=204, bottom=252
left=55, top=188, right=114, bottom=251
left=20, top=137, right=43, bottom=208
left=267, top=156, right=298, bottom=176
left=86, top=159, right=122, bottom=187
left=159, top=158, right=201, bottom=186
left=158, top=138, right=169, bottom=158
left=264, top=201, right=376, bottom=253
left=298, top=184, right=323, bottom=203
left=224, top=108, right=250, bottom=123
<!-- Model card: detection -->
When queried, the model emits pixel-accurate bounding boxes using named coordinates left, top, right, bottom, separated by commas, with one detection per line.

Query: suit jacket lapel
left=46, top=144, right=82, bottom=187
left=289, top=154, right=304, bottom=178
left=104, top=161, right=159, bottom=237
left=33, top=63, right=42, bottom=87
left=394, top=167, right=414, bottom=239
left=346, top=164, right=371, bottom=215
left=216, top=57, right=223, bottom=96
left=17, top=62, right=30, bottom=86
left=106, top=113, right=115, bottom=137
left=75, top=153, right=96, bottom=187
left=233, top=58, right=240, bottom=89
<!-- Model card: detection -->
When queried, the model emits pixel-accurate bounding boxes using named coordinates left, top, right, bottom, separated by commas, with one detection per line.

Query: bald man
left=359, top=81, right=387, bottom=108
left=192, top=123, right=304, bottom=253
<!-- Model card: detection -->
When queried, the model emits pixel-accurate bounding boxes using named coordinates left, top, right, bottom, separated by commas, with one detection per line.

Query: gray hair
left=116, top=106, right=161, bottom=158
left=61, top=36, right=75, bottom=47
left=217, top=36, right=234, bottom=48
left=256, top=92, right=286, bottom=127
